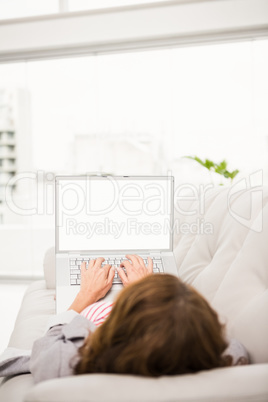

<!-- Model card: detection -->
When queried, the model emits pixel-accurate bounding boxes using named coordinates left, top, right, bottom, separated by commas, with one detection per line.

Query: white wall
left=0, top=226, right=54, bottom=277
left=0, top=0, right=268, bottom=62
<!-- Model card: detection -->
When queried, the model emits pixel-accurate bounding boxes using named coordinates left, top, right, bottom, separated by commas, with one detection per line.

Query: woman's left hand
left=68, top=257, right=115, bottom=313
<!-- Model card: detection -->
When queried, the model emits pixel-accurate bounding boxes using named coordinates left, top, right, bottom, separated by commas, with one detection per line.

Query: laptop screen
left=56, top=176, right=173, bottom=253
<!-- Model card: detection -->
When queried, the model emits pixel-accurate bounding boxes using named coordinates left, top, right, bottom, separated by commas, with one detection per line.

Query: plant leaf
left=229, top=169, right=239, bottom=179
left=217, top=160, right=227, bottom=170
left=184, top=156, right=239, bottom=181
left=204, top=159, right=215, bottom=170
left=185, top=156, right=214, bottom=170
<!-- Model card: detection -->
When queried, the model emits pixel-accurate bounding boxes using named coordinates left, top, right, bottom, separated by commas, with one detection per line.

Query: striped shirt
left=80, top=301, right=114, bottom=326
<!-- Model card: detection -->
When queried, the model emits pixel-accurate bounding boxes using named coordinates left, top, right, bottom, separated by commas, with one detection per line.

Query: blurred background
left=0, top=0, right=268, bottom=279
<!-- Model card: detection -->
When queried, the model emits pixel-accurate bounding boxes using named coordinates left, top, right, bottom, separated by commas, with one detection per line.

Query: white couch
left=1, top=186, right=268, bottom=402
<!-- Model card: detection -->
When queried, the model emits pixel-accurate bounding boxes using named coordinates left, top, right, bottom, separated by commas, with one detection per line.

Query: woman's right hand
left=117, top=254, right=153, bottom=286
left=68, top=257, right=115, bottom=313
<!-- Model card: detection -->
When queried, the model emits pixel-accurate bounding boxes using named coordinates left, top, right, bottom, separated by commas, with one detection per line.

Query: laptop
left=55, top=175, right=178, bottom=312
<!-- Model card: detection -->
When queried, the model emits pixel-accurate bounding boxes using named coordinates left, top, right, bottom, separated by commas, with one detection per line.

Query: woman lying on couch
left=29, top=255, right=248, bottom=383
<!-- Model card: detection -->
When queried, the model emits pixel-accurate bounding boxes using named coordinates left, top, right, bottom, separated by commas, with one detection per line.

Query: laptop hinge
left=149, top=252, right=161, bottom=259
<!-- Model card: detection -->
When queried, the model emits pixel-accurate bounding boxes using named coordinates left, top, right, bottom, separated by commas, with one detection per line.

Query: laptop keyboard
left=70, top=257, right=164, bottom=285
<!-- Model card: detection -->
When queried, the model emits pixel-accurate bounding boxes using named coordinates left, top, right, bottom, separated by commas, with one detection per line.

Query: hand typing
left=117, top=254, right=153, bottom=286
left=68, top=257, right=115, bottom=313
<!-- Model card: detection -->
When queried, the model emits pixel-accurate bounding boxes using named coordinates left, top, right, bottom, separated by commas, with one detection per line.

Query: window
left=0, top=39, right=268, bottom=277
left=0, top=0, right=58, bottom=20
left=0, top=0, right=174, bottom=20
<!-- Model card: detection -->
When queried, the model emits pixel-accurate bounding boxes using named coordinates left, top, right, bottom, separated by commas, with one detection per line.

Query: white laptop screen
left=56, top=176, right=173, bottom=252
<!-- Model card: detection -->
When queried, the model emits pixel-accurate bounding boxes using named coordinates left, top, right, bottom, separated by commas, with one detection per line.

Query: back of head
left=75, top=274, right=228, bottom=376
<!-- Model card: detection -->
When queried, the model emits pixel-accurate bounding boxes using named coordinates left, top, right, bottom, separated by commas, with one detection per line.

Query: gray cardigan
left=0, top=311, right=96, bottom=381
left=30, top=313, right=97, bottom=383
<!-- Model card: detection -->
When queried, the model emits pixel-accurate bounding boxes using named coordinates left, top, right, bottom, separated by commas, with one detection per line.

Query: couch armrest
left=8, top=281, right=55, bottom=350
left=43, top=247, right=55, bottom=290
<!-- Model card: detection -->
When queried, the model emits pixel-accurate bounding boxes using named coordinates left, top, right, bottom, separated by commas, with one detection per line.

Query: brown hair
left=75, top=274, right=229, bottom=376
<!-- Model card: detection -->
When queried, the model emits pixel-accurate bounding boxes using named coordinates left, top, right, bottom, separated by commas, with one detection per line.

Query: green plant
left=185, top=156, right=239, bottom=184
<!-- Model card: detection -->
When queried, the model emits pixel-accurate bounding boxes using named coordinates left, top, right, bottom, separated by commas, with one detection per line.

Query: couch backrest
left=173, top=186, right=268, bottom=364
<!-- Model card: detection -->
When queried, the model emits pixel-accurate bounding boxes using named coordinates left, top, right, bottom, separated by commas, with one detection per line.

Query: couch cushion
left=174, top=187, right=268, bottom=364
left=24, top=365, right=268, bottom=402
left=0, top=375, right=34, bottom=402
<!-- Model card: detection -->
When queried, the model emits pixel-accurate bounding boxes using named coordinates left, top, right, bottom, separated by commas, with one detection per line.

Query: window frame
left=0, top=0, right=268, bottom=63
